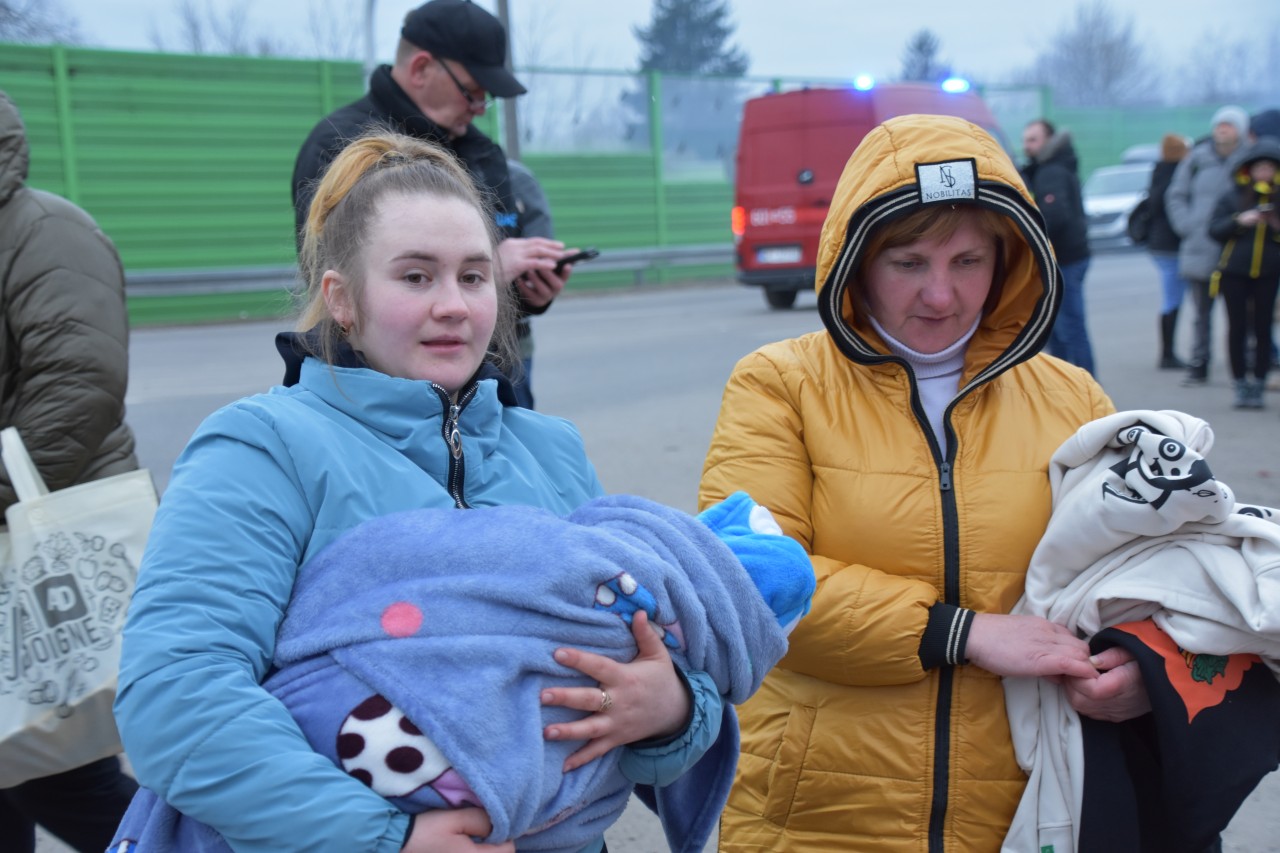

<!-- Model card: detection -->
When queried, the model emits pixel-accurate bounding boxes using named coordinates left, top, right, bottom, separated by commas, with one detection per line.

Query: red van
left=731, top=82, right=1008, bottom=308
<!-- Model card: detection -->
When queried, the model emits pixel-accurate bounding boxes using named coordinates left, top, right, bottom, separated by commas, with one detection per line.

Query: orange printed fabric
left=1111, top=619, right=1262, bottom=724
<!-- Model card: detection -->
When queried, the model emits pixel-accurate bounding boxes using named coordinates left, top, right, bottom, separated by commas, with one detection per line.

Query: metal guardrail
left=124, top=244, right=734, bottom=295
left=126, top=266, right=299, bottom=297
left=583, top=243, right=734, bottom=285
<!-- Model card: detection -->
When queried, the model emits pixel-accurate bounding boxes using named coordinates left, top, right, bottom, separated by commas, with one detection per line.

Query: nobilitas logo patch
left=915, top=158, right=977, bottom=204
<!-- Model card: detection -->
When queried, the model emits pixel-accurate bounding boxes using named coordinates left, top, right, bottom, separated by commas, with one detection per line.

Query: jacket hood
left=1231, top=137, right=1280, bottom=185
left=275, top=328, right=520, bottom=407
left=1030, top=128, right=1079, bottom=171
left=0, top=91, right=29, bottom=206
left=816, top=114, right=1059, bottom=386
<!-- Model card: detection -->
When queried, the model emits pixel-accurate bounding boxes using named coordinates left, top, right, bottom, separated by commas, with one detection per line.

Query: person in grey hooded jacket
left=0, top=90, right=139, bottom=853
left=1165, top=105, right=1249, bottom=384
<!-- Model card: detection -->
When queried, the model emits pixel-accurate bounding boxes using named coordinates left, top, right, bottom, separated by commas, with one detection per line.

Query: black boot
left=1159, top=309, right=1187, bottom=370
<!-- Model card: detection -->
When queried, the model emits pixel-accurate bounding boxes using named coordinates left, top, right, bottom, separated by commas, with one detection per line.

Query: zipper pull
left=939, top=462, right=953, bottom=491
left=447, top=404, right=462, bottom=460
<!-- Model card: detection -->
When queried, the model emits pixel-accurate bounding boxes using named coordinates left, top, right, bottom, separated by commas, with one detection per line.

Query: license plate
left=756, top=246, right=802, bottom=264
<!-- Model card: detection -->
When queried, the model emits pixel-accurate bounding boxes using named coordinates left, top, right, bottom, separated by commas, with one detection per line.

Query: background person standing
left=1021, top=118, right=1096, bottom=374
left=0, top=90, right=139, bottom=853
left=1165, top=105, right=1249, bottom=385
left=506, top=158, right=553, bottom=410
left=291, top=0, right=571, bottom=406
left=1208, top=139, right=1280, bottom=409
left=1145, top=132, right=1191, bottom=370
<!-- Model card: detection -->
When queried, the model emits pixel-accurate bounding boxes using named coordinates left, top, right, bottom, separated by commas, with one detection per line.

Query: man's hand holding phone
left=497, top=240, right=599, bottom=310
left=553, top=247, right=600, bottom=276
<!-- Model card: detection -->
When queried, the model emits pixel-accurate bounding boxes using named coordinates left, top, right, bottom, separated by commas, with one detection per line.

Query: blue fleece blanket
left=112, top=493, right=811, bottom=852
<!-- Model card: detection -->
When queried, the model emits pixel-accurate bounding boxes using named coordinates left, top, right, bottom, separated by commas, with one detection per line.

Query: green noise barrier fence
left=0, top=43, right=1264, bottom=325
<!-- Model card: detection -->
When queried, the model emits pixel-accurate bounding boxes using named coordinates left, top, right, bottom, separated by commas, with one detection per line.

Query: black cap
left=400, top=0, right=526, bottom=98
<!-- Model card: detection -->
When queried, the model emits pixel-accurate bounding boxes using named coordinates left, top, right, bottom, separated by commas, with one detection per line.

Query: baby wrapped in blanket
left=111, top=492, right=815, bottom=852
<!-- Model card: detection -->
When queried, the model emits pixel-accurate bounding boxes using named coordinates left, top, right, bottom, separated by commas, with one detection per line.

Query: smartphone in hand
left=553, top=247, right=600, bottom=276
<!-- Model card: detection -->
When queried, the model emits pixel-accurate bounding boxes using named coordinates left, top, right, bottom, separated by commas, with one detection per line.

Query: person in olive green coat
left=0, top=89, right=139, bottom=853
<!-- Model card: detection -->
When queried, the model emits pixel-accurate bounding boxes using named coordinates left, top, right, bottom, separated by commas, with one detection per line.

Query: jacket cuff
left=627, top=664, right=696, bottom=750
left=400, top=814, right=416, bottom=850
left=918, top=603, right=975, bottom=669
left=513, top=282, right=553, bottom=317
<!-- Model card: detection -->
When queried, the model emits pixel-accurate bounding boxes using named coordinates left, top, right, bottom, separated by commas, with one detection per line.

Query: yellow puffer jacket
left=700, top=115, right=1114, bottom=852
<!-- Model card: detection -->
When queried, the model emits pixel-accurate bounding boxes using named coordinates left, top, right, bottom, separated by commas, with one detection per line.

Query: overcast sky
left=55, top=0, right=1279, bottom=85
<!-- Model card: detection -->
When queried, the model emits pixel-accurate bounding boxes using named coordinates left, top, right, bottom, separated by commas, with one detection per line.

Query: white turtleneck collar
left=869, top=315, right=982, bottom=454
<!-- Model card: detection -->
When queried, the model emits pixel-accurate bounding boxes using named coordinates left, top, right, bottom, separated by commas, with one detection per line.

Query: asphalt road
left=38, top=249, right=1279, bottom=850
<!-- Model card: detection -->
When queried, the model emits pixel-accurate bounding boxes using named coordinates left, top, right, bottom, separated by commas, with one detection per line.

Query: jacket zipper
left=906, top=373, right=962, bottom=853
left=435, top=382, right=477, bottom=509
left=1251, top=222, right=1265, bottom=278
left=929, top=450, right=961, bottom=853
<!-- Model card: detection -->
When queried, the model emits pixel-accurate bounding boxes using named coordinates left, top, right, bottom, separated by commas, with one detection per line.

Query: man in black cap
left=291, top=0, right=569, bottom=404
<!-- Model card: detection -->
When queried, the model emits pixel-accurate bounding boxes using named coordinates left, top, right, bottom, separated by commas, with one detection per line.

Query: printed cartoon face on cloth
left=814, top=114, right=1062, bottom=381
left=1104, top=424, right=1231, bottom=514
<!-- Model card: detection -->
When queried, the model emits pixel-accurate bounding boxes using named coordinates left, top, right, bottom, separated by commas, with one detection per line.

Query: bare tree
left=1012, top=1, right=1158, bottom=107
left=0, top=0, right=81, bottom=43
left=512, top=2, right=622, bottom=154
left=1178, top=34, right=1258, bottom=105
left=148, top=0, right=291, bottom=56
left=511, top=1, right=558, bottom=70
left=305, top=0, right=361, bottom=60
left=1177, top=24, right=1280, bottom=106
left=900, top=29, right=951, bottom=83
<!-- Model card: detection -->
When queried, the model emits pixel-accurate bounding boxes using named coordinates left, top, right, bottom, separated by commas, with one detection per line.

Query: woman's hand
left=1061, top=646, right=1152, bottom=722
left=401, top=808, right=514, bottom=853
left=965, top=613, right=1099, bottom=680
left=541, top=611, right=691, bottom=772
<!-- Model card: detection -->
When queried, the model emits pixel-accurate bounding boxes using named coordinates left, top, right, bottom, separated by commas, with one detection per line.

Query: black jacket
left=1145, top=160, right=1182, bottom=254
left=1021, top=131, right=1091, bottom=266
left=1207, top=139, right=1280, bottom=281
left=291, top=65, right=518, bottom=239
left=290, top=66, right=547, bottom=329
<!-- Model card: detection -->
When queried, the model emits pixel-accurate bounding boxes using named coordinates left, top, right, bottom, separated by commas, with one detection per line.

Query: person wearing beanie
left=1166, top=105, right=1249, bottom=384
left=292, top=0, right=573, bottom=410
left=1144, top=132, right=1192, bottom=369
left=1208, top=138, right=1280, bottom=408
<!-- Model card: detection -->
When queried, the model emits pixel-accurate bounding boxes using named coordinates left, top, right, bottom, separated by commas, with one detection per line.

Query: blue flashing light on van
left=731, top=82, right=1008, bottom=309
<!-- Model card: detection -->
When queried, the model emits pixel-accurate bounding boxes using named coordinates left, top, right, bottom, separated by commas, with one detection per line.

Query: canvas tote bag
left=0, top=427, right=157, bottom=787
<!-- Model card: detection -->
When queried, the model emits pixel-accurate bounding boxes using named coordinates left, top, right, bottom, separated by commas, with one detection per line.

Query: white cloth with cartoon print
left=1001, top=409, right=1280, bottom=853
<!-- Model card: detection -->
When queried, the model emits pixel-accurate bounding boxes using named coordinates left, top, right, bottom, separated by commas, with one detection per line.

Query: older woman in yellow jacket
left=700, top=115, right=1152, bottom=851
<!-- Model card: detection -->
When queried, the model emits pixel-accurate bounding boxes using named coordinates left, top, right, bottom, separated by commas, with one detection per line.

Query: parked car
left=1120, top=143, right=1161, bottom=164
left=1082, top=161, right=1155, bottom=247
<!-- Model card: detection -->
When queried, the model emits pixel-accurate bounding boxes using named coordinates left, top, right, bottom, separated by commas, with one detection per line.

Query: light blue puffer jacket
left=114, top=356, right=719, bottom=853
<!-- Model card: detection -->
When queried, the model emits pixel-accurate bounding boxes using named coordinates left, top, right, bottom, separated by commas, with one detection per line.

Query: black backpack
left=1127, top=197, right=1152, bottom=245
